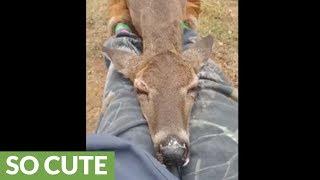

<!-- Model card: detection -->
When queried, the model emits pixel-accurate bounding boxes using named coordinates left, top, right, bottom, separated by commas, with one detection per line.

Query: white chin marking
left=183, top=157, right=190, bottom=167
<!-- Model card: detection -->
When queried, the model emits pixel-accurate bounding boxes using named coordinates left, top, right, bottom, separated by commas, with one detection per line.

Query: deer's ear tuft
left=104, top=48, right=139, bottom=80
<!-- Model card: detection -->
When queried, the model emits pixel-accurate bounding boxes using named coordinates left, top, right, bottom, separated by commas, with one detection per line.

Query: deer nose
left=159, top=136, right=189, bottom=166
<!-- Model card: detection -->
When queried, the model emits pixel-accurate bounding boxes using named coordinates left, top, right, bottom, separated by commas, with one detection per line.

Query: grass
left=86, top=0, right=238, bottom=133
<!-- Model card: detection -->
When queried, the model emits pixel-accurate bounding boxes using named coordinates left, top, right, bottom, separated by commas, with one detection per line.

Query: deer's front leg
left=107, top=0, right=132, bottom=36
left=184, top=0, right=201, bottom=29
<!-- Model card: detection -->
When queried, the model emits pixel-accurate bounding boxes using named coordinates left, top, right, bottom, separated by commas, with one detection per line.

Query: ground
left=86, top=0, right=238, bottom=134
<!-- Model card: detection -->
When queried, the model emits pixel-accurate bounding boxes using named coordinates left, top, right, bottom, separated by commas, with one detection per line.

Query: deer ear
left=104, top=48, right=139, bottom=80
left=182, top=35, right=213, bottom=72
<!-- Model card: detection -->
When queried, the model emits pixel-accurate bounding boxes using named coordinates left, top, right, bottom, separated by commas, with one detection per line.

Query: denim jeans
left=89, top=29, right=238, bottom=180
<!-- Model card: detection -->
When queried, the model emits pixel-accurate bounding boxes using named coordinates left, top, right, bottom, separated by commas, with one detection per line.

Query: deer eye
left=136, top=87, right=149, bottom=96
left=134, top=79, right=149, bottom=96
left=187, top=86, right=198, bottom=99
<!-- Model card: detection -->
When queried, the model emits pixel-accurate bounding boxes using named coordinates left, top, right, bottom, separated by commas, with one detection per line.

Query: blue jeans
left=87, top=29, right=238, bottom=180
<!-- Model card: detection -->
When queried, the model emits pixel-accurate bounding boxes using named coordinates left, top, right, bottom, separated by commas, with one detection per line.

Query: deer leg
left=184, top=0, right=201, bottom=30
left=107, top=0, right=132, bottom=36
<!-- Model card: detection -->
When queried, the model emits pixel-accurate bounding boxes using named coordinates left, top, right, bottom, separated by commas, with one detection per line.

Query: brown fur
left=107, top=0, right=201, bottom=36
left=106, top=0, right=213, bottom=165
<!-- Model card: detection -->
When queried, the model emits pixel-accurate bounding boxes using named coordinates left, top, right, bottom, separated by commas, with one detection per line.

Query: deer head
left=106, top=35, right=213, bottom=166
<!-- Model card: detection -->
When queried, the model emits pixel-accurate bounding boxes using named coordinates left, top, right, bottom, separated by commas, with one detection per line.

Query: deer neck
left=137, top=0, right=185, bottom=55
left=142, top=22, right=183, bottom=55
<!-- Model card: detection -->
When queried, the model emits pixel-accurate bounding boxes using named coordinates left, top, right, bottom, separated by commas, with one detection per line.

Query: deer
left=105, top=0, right=213, bottom=167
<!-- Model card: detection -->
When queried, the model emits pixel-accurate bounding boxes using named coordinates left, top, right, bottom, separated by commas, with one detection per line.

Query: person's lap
left=94, top=29, right=238, bottom=179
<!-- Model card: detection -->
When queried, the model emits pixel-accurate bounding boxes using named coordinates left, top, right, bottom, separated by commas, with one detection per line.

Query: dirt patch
left=86, top=0, right=109, bottom=134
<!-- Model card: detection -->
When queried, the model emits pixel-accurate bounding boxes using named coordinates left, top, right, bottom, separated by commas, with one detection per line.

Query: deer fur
left=105, top=0, right=213, bottom=166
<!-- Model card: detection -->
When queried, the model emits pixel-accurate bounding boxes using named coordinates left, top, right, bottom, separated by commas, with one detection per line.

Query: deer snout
left=158, top=135, right=190, bottom=167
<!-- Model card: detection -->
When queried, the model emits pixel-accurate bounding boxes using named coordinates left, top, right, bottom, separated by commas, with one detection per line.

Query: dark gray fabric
left=88, top=29, right=238, bottom=180
left=87, top=134, right=179, bottom=180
